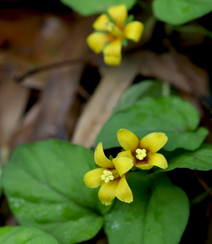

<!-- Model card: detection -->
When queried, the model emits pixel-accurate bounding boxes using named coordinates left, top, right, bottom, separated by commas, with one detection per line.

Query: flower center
left=101, top=169, right=119, bottom=183
left=105, top=22, right=123, bottom=38
left=135, top=148, right=147, bottom=160
left=101, top=170, right=114, bottom=183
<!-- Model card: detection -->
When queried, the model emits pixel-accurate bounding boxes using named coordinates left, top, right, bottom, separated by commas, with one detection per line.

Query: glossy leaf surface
left=96, top=96, right=208, bottom=151
left=104, top=173, right=189, bottom=244
left=153, top=0, right=212, bottom=25
left=0, top=226, right=59, bottom=244
left=2, top=140, right=108, bottom=244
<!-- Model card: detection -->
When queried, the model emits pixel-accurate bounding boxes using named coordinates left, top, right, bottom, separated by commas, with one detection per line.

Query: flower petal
left=117, top=150, right=136, bottom=165
left=103, top=39, right=122, bottom=66
left=135, top=162, right=153, bottom=170
left=98, top=179, right=119, bottom=205
left=115, top=175, right=133, bottom=203
left=94, top=142, right=114, bottom=168
left=117, top=129, right=139, bottom=152
left=148, top=153, right=168, bottom=169
left=84, top=168, right=105, bottom=188
left=124, top=21, right=144, bottom=42
left=108, top=4, right=127, bottom=28
left=113, top=157, right=133, bottom=177
left=86, top=33, right=113, bottom=53
left=139, top=132, right=168, bottom=153
left=93, top=13, right=110, bottom=31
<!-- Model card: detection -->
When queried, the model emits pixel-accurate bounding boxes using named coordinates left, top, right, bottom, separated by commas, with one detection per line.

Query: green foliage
left=166, top=143, right=212, bottom=171
left=96, top=96, right=208, bottom=151
left=2, top=77, right=210, bottom=244
left=104, top=173, right=189, bottom=244
left=124, top=14, right=134, bottom=26
left=152, top=0, right=212, bottom=25
left=113, top=80, right=162, bottom=114
left=0, top=226, right=59, bottom=244
left=2, top=140, right=110, bottom=244
left=60, top=0, right=136, bottom=16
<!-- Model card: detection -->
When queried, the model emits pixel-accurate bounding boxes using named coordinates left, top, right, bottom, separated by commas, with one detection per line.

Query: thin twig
left=14, top=58, right=86, bottom=83
left=194, top=169, right=212, bottom=196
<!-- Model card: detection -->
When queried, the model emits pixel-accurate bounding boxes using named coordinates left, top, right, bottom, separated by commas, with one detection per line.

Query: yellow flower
left=84, top=142, right=133, bottom=205
left=86, top=4, right=144, bottom=66
left=117, top=129, right=168, bottom=170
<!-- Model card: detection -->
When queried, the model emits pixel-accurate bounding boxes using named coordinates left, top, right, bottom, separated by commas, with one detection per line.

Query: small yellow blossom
left=117, top=129, right=168, bottom=170
left=84, top=142, right=133, bottom=205
left=86, top=4, right=144, bottom=66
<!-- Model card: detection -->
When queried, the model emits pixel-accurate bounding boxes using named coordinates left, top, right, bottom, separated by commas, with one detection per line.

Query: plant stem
left=161, top=82, right=170, bottom=96
left=190, top=191, right=209, bottom=207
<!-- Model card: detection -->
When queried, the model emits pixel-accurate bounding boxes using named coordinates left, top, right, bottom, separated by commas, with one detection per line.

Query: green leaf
left=2, top=140, right=109, bottom=244
left=113, top=80, right=162, bottom=114
left=96, top=96, right=208, bottom=151
left=0, top=226, right=59, bottom=244
left=60, top=0, right=136, bottom=16
left=165, top=143, right=212, bottom=171
left=122, top=37, right=128, bottom=47
left=152, top=0, right=212, bottom=25
left=124, top=14, right=134, bottom=26
left=104, top=173, right=189, bottom=244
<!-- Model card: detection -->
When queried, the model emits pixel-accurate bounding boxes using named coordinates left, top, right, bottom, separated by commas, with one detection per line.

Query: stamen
left=106, top=22, right=115, bottom=32
left=105, top=21, right=123, bottom=38
left=101, top=170, right=114, bottom=183
left=135, top=148, right=147, bottom=160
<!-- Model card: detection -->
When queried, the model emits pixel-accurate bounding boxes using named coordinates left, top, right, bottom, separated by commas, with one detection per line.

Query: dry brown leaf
left=0, top=64, right=30, bottom=163
left=32, top=65, right=82, bottom=140
left=29, top=16, right=95, bottom=141
left=10, top=102, right=41, bottom=149
left=71, top=56, right=141, bottom=148
left=138, top=49, right=209, bottom=97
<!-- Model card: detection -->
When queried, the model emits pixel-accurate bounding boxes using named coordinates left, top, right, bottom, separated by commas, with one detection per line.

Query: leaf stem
left=161, top=82, right=170, bottom=96
left=190, top=191, right=209, bottom=207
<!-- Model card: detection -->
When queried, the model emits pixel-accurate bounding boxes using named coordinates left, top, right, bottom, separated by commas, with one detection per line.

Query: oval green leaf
left=104, top=173, right=189, bottom=244
left=96, top=96, right=208, bottom=151
left=60, top=0, right=136, bottom=16
left=152, top=0, right=212, bottom=25
left=166, top=143, right=212, bottom=171
left=113, top=80, right=162, bottom=114
left=2, top=140, right=108, bottom=244
left=0, top=226, right=59, bottom=244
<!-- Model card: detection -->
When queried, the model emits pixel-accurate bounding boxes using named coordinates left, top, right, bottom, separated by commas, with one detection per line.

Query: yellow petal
left=135, top=162, right=153, bottom=170
left=124, top=21, right=144, bottom=42
left=94, top=142, right=114, bottom=168
left=98, top=179, right=119, bottom=205
left=93, top=13, right=110, bottom=31
left=113, top=157, right=133, bottom=177
left=108, top=4, right=127, bottom=28
left=148, top=153, right=168, bottom=169
left=117, top=150, right=136, bottom=165
left=84, top=168, right=105, bottom=188
left=103, top=39, right=122, bottom=66
left=117, top=129, right=139, bottom=152
left=86, top=33, right=113, bottom=53
left=139, top=132, right=168, bottom=153
left=115, top=175, right=133, bottom=203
